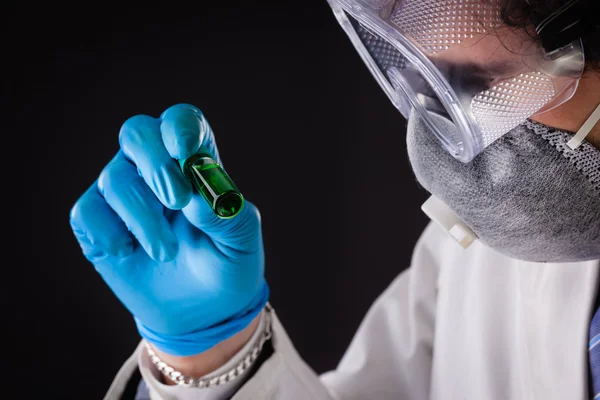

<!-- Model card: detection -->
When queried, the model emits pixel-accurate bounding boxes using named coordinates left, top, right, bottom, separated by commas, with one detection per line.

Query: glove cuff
left=135, top=282, right=270, bottom=356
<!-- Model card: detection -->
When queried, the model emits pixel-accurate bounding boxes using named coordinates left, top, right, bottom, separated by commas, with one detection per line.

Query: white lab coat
left=105, top=222, right=600, bottom=400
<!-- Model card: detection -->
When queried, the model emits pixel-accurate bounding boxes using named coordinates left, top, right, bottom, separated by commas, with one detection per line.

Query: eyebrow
left=470, top=60, right=521, bottom=77
left=430, top=55, right=522, bottom=77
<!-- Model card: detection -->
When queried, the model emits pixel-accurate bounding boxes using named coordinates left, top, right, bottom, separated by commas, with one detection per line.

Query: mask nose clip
left=421, top=195, right=478, bottom=249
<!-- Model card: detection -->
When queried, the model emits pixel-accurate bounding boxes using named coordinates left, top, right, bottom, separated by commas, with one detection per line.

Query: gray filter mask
left=407, top=113, right=600, bottom=263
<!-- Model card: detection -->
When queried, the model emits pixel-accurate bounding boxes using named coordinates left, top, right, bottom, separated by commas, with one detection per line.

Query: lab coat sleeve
left=106, top=222, right=445, bottom=400
left=317, top=221, right=443, bottom=400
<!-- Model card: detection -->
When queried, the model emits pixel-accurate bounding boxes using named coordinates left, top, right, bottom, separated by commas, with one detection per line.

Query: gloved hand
left=69, top=104, right=269, bottom=356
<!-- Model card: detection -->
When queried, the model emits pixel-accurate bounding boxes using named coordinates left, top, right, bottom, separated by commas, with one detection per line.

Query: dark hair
left=497, top=0, right=599, bottom=71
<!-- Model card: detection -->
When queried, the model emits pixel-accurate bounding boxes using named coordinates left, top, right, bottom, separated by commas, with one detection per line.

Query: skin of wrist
left=150, top=313, right=262, bottom=386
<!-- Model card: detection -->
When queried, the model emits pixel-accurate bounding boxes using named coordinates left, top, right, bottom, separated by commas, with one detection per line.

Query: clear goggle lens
left=329, top=0, right=585, bottom=162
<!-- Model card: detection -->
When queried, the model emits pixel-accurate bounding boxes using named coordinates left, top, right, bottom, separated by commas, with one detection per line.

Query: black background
left=6, top=1, right=430, bottom=398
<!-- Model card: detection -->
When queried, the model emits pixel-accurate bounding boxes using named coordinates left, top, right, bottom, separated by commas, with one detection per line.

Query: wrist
left=136, top=282, right=270, bottom=356
left=149, top=312, right=262, bottom=385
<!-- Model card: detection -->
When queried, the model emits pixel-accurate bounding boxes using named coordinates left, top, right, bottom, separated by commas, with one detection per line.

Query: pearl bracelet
left=145, top=303, right=273, bottom=388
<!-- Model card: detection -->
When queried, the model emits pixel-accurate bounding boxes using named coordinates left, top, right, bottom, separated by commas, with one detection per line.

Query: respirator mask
left=328, top=0, right=599, bottom=262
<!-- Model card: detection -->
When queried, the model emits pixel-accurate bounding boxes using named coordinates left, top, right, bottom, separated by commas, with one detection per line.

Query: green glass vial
left=179, top=152, right=244, bottom=219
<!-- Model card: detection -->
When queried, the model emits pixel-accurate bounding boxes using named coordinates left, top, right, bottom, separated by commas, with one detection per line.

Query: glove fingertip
left=110, top=237, right=136, bottom=258
left=169, top=132, right=200, bottom=161
left=155, top=241, right=179, bottom=263
left=160, top=104, right=202, bottom=160
left=143, top=232, right=179, bottom=263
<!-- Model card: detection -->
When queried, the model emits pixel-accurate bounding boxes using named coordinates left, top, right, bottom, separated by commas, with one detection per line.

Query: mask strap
left=567, top=103, right=600, bottom=150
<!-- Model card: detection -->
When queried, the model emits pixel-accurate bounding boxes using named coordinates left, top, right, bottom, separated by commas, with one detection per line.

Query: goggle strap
left=534, top=0, right=588, bottom=53
left=567, top=103, right=600, bottom=150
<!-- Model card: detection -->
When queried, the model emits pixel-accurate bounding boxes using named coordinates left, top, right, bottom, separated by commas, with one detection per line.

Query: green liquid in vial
left=179, top=152, right=244, bottom=219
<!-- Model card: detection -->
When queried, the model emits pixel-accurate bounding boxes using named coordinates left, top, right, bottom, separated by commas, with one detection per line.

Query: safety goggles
left=327, top=0, right=585, bottom=162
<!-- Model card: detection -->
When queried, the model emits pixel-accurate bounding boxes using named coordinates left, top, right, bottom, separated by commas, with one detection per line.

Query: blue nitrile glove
left=69, top=104, right=269, bottom=356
